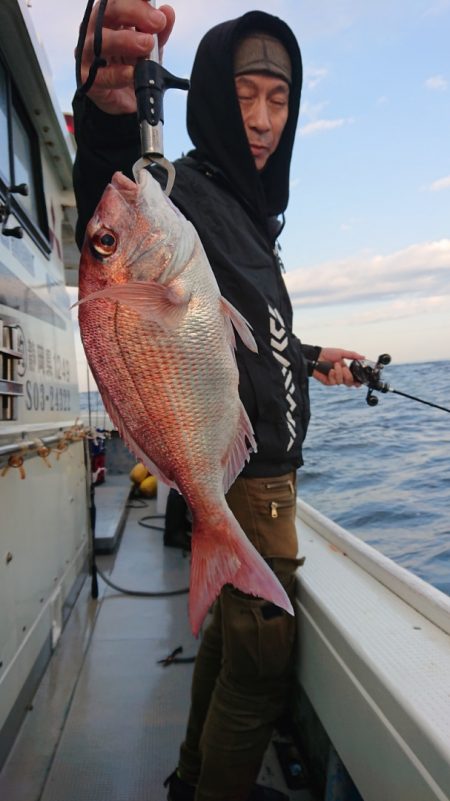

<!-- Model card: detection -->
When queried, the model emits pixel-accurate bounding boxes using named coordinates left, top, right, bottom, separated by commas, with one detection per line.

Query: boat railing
left=297, top=499, right=450, bottom=636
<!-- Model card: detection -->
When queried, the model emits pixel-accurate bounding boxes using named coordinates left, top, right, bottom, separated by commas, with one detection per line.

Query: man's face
left=235, top=73, right=290, bottom=171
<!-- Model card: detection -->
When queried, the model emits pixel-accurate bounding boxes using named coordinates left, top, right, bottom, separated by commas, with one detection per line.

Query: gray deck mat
left=44, top=500, right=195, bottom=801
left=0, top=490, right=314, bottom=801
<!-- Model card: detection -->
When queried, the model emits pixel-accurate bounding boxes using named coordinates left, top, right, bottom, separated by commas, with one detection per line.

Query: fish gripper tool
left=133, top=1, right=190, bottom=195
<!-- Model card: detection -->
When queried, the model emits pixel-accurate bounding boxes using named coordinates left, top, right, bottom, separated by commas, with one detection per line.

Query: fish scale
left=116, top=310, right=233, bottom=473
left=78, top=167, right=294, bottom=634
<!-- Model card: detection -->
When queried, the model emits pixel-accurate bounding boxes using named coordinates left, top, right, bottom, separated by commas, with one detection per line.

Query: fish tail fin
left=189, top=507, right=294, bottom=636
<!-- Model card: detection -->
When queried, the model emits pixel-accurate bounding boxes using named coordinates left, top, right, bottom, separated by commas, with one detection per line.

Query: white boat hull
left=295, top=500, right=450, bottom=801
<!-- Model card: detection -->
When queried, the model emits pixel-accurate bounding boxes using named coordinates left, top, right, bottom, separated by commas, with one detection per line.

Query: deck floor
left=0, top=478, right=315, bottom=801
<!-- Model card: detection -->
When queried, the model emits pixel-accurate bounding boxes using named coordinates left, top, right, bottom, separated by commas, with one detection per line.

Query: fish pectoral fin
left=220, top=297, right=258, bottom=353
left=77, top=281, right=190, bottom=329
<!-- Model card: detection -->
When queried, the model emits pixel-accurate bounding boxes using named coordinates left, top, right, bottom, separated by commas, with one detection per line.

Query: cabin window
left=0, top=55, right=49, bottom=251
left=0, top=63, right=10, bottom=182
left=12, top=105, right=39, bottom=225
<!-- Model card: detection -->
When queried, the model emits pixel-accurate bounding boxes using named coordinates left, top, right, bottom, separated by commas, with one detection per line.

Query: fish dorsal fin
left=77, top=281, right=190, bottom=329
left=220, top=297, right=258, bottom=353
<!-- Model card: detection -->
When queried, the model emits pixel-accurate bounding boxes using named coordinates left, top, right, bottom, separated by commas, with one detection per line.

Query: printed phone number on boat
left=25, top=381, right=72, bottom=412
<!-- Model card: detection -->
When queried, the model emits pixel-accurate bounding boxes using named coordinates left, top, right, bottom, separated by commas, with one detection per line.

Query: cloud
left=300, top=99, right=329, bottom=119
left=429, top=175, right=450, bottom=192
left=303, top=295, right=450, bottom=336
left=347, top=295, right=448, bottom=325
left=304, top=67, right=329, bottom=90
left=284, top=239, right=450, bottom=308
left=422, top=0, right=450, bottom=17
left=424, top=75, right=448, bottom=91
left=299, top=117, right=353, bottom=136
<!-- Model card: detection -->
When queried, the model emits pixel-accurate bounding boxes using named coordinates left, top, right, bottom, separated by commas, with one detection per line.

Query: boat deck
left=0, top=477, right=315, bottom=801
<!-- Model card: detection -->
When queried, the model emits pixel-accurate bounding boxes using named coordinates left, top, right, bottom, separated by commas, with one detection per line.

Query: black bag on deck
left=164, top=489, right=192, bottom=550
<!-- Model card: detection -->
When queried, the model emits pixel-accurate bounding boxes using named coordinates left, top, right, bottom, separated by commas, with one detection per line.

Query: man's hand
left=313, top=347, right=365, bottom=387
left=78, top=0, right=175, bottom=114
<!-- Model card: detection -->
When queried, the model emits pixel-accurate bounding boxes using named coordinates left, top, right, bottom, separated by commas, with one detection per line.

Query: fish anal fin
left=189, top=508, right=293, bottom=637
left=222, top=404, right=257, bottom=494
left=220, top=297, right=258, bottom=353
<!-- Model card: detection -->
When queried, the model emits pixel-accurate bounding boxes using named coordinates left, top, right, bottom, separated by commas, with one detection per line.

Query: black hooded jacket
left=73, top=11, right=321, bottom=477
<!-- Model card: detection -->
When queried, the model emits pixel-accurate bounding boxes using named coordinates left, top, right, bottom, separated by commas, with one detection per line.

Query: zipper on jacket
left=270, top=499, right=294, bottom=518
left=265, top=479, right=295, bottom=494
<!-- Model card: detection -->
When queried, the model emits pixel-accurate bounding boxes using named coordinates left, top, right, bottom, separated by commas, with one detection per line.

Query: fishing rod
left=313, top=353, right=450, bottom=414
left=75, top=0, right=189, bottom=194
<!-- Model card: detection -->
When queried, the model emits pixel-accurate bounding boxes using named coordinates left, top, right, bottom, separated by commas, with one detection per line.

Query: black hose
left=90, top=496, right=189, bottom=598
left=94, top=565, right=188, bottom=598
left=138, top=512, right=165, bottom=532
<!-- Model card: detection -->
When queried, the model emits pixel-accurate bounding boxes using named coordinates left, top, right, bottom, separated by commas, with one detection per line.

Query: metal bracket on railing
left=0, top=183, right=29, bottom=238
left=0, top=424, right=87, bottom=464
left=0, top=317, right=24, bottom=421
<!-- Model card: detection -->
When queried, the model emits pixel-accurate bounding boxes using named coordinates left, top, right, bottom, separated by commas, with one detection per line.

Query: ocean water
left=79, top=391, right=112, bottom=430
left=80, top=360, right=450, bottom=596
left=299, top=360, right=450, bottom=596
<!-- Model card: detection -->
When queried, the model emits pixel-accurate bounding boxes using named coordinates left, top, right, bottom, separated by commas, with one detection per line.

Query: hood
left=186, top=11, right=302, bottom=220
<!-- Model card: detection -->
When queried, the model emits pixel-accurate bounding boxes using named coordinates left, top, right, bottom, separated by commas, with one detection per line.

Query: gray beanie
left=234, top=32, right=292, bottom=85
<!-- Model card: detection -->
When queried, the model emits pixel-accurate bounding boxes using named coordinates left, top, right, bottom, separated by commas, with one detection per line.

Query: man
left=73, top=3, right=363, bottom=799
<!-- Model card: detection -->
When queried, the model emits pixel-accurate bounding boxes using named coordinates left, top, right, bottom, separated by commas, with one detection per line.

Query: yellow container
left=129, top=463, right=149, bottom=484
left=139, top=475, right=157, bottom=498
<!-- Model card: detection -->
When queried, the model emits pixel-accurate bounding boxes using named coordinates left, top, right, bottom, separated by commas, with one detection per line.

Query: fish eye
left=91, top=229, right=117, bottom=257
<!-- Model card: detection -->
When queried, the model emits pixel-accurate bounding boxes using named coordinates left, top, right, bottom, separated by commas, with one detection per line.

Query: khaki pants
left=178, top=472, right=302, bottom=801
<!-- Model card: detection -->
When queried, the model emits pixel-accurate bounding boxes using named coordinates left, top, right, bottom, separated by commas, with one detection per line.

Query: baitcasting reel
left=349, top=353, right=392, bottom=407
left=312, top=353, right=449, bottom=413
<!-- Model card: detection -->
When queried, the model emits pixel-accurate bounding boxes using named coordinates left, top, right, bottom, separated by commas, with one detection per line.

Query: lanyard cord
left=75, top=0, right=109, bottom=97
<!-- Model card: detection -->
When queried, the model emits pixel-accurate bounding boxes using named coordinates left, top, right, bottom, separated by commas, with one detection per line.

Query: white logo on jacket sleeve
left=268, top=305, right=296, bottom=452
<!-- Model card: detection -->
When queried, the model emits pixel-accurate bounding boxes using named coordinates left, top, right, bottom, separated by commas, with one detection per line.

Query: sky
left=27, top=0, right=450, bottom=374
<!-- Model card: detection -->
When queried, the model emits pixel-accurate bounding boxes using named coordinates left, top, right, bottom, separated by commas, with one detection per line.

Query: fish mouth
left=109, top=171, right=139, bottom=203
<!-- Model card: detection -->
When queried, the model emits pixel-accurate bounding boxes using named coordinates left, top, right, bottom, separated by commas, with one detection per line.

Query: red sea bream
left=78, top=168, right=293, bottom=635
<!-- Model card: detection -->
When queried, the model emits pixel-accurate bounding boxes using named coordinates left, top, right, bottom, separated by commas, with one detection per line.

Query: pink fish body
left=78, top=169, right=293, bottom=635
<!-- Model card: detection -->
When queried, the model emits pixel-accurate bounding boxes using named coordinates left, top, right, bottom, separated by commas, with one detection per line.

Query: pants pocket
left=221, top=582, right=297, bottom=684
left=226, top=472, right=299, bottom=558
